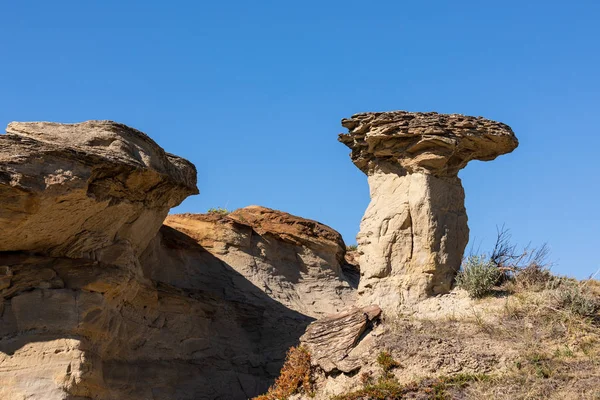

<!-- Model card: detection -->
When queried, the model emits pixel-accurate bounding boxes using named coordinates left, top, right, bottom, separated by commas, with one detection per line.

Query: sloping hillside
left=257, top=272, right=600, bottom=399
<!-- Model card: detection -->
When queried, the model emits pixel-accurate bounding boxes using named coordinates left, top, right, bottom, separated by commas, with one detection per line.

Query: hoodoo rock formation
left=0, top=121, right=355, bottom=399
left=339, top=111, right=518, bottom=309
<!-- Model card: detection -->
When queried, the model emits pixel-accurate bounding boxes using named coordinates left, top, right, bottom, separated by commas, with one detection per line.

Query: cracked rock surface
left=339, top=111, right=518, bottom=309
left=300, top=305, right=381, bottom=373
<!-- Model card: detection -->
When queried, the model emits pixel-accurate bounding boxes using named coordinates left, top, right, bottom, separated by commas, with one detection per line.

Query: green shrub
left=207, top=207, right=229, bottom=216
left=346, top=244, right=358, bottom=251
left=456, top=255, right=501, bottom=299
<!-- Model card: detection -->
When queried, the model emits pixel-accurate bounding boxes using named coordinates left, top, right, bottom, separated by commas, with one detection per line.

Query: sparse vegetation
left=334, top=350, right=403, bottom=400
left=553, top=280, right=599, bottom=318
left=458, top=225, right=554, bottom=299
left=365, top=263, right=600, bottom=399
left=259, top=226, right=600, bottom=399
left=513, top=263, right=555, bottom=291
left=346, top=244, right=358, bottom=251
left=376, top=350, right=400, bottom=375
left=334, top=348, right=492, bottom=399
left=456, top=255, right=501, bottom=298
left=333, top=378, right=404, bottom=400
left=252, top=346, right=314, bottom=400
left=333, top=373, right=490, bottom=400
left=207, top=207, right=230, bottom=216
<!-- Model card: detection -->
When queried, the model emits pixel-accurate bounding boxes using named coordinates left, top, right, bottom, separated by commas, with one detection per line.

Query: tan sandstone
left=0, top=121, right=353, bottom=399
left=0, top=121, right=197, bottom=268
left=160, top=206, right=357, bottom=318
left=339, top=111, right=518, bottom=309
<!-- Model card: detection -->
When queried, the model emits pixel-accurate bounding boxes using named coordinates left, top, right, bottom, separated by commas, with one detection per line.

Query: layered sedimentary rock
left=0, top=121, right=197, bottom=267
left=300, top=305, right=381, bottom=373
left=339, top=111, right=518, bottom=309
left=0, top=121, right=350, bottom=399
left=157, top=206, right=357, bottom=318
left=0, top=252, right=311, bottom=399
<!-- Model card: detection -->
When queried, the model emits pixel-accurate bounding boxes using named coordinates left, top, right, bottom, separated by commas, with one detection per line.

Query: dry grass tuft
left=376, top=351, right=400, bottom=374
left=513, top=263, right=555, bottom=291
left=252, top=346, right=314, bottom=400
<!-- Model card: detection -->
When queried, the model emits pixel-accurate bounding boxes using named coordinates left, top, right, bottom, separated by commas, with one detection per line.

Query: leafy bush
left=456, top=255, right=501, bottom=298
left=252, top=346, right=313, bottom=400
left=207, top=207, right=229, bottom=216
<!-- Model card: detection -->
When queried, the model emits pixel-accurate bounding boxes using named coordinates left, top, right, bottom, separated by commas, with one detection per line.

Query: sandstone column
left=339, top=111, right=518, bottom=310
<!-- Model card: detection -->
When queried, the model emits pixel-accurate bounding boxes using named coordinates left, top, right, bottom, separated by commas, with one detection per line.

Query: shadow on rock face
left=163, top=208, right=358, bottom=319
left=0, top=121, right=356, bottom=399
left=0, top=229, right=314, bottom=400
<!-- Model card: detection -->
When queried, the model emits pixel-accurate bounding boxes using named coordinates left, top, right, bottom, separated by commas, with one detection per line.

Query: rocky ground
left=258, top=281, right=600, bottom=400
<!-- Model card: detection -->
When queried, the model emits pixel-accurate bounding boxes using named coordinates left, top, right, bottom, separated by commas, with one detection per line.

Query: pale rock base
left=356, top=164, right=468, bottom=310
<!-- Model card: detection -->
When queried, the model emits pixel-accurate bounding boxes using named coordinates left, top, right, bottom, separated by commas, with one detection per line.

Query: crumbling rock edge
left=300, top=305, right=382, bottom=374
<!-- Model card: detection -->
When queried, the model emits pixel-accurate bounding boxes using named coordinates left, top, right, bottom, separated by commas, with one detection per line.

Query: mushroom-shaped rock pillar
left=339, top=111, right=518, bottom=310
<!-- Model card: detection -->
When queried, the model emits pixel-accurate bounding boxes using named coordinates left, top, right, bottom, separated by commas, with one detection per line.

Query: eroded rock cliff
left=159, top=206, right=357, bottom=318
left=0, top=121, right=355, bottom=400
left=1, top=121, right=197, bottom=268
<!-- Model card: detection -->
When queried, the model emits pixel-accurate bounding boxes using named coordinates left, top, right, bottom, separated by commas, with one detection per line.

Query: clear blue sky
left=1, top=1, right=598, bottom=278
